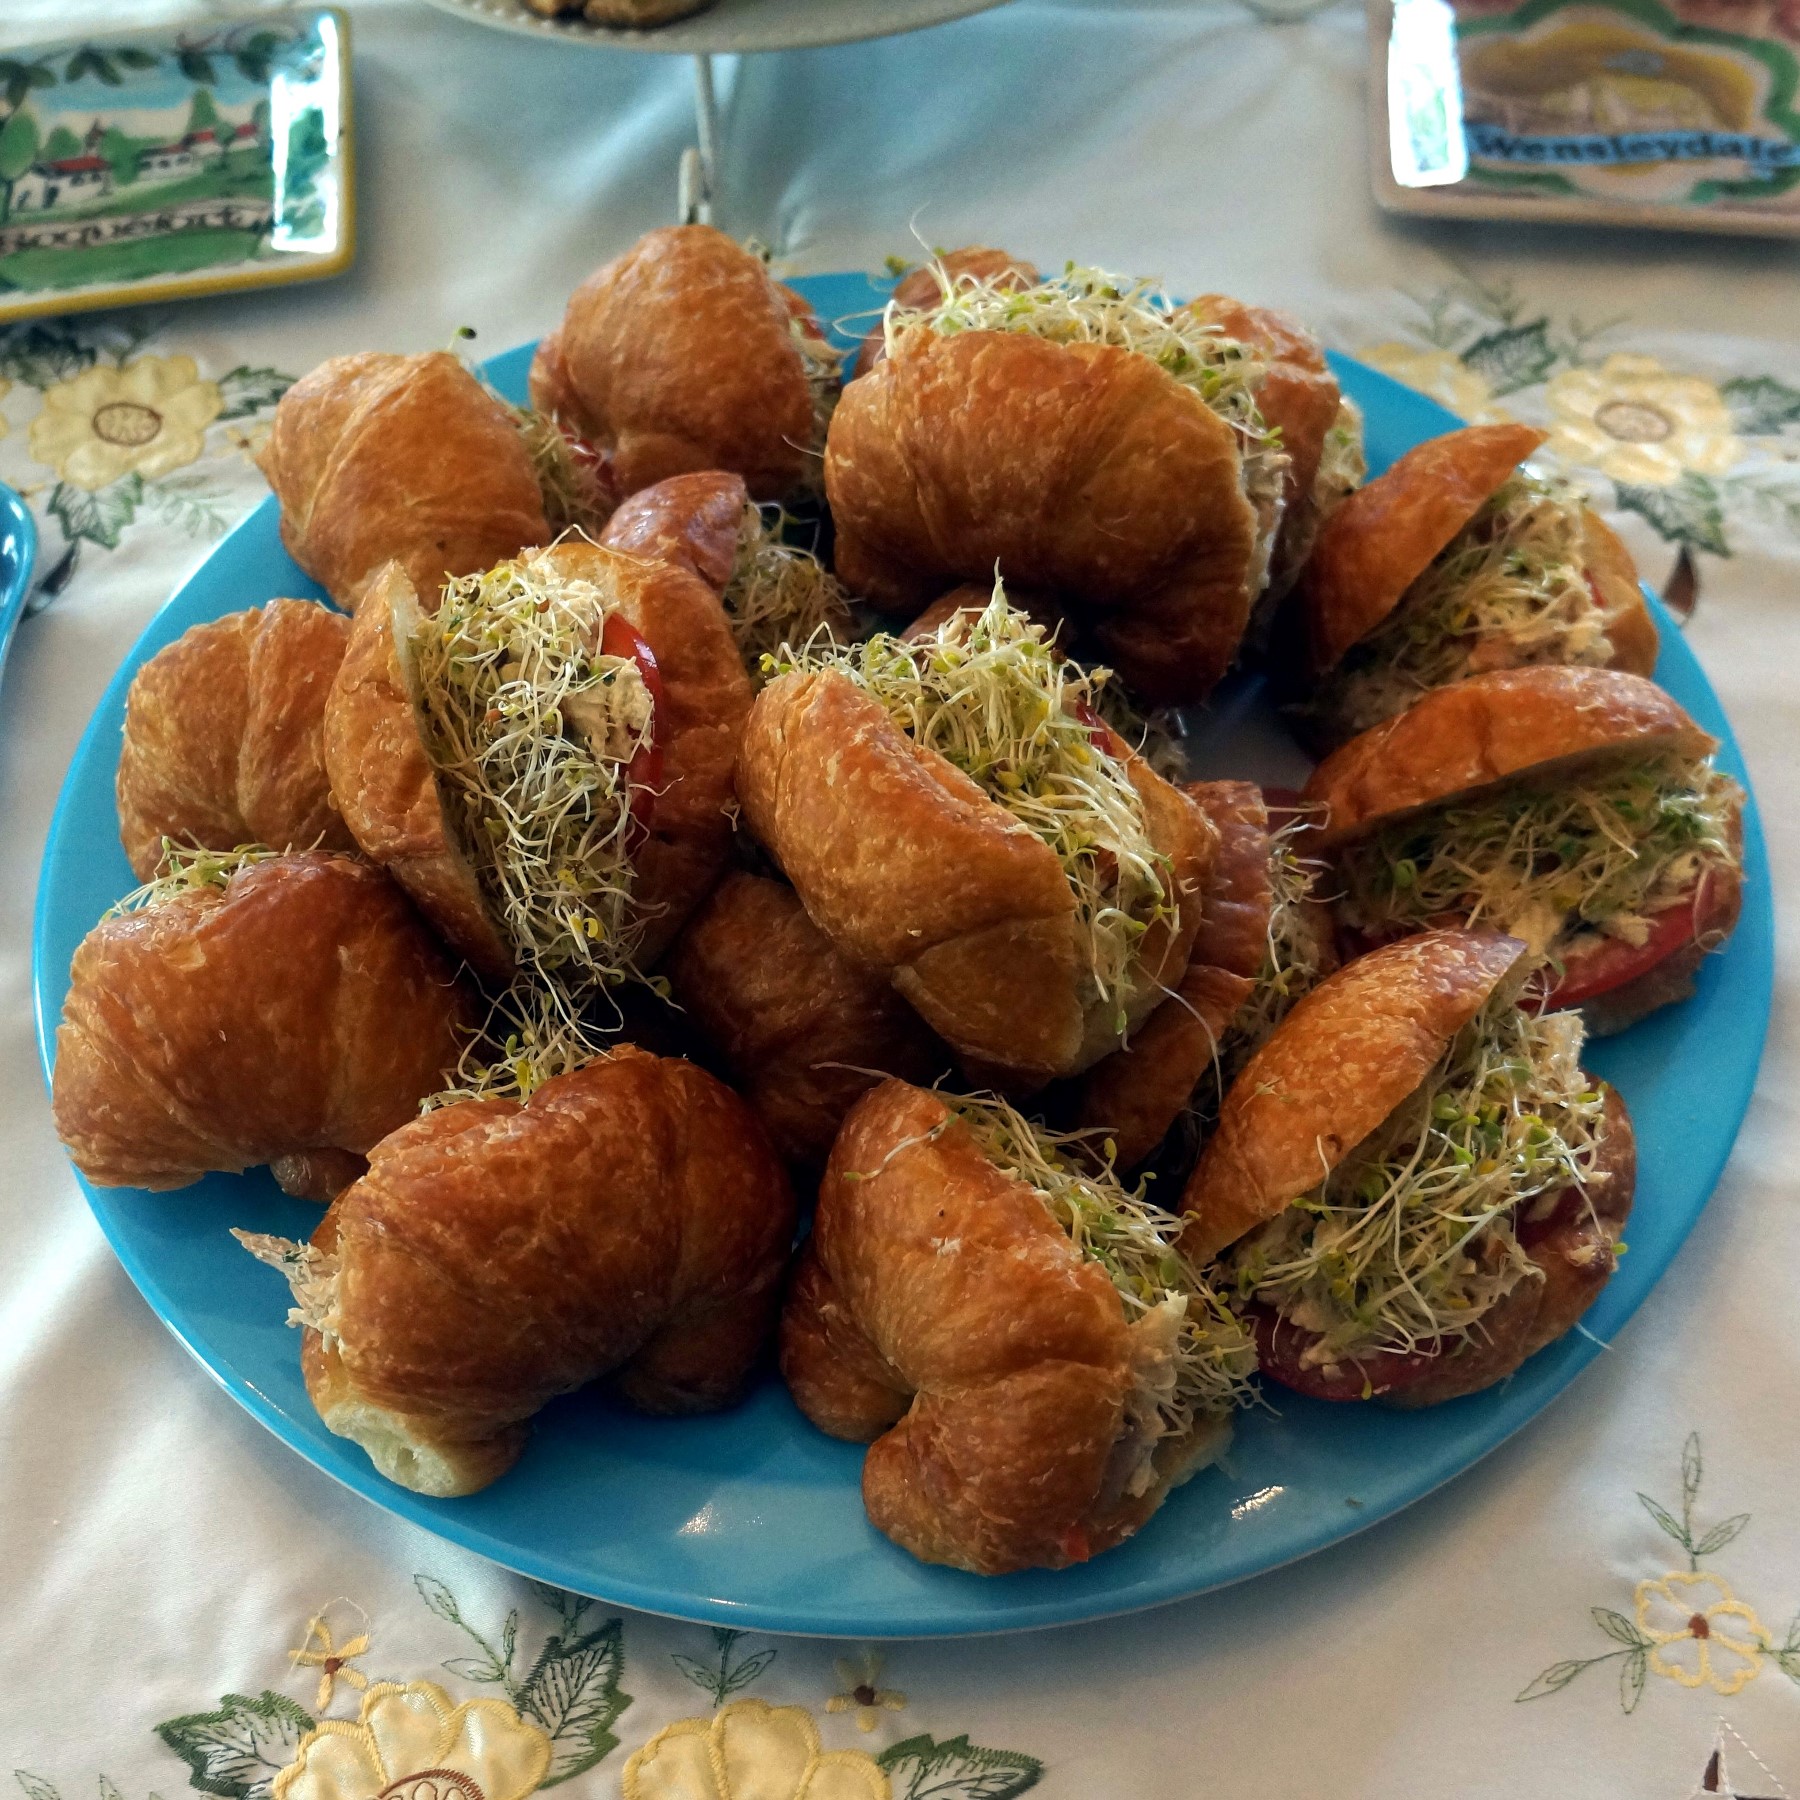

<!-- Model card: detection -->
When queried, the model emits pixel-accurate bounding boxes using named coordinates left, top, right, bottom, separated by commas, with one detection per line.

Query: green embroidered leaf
left=1592, top=1607, right=1647, bottom=1647
left=1615, top=476, right=1729, bottom=558
left=154, top=1692, right=313, bottom=1800
left=414, top=1572, right=467, bottom=1628
left=16, top=1773, right=62, bottom=1800
left=0, top=320, right=97, bottom=388
left=1516, top=1659, right=1593, bottom=1702
left=1621, top=1648, right=1648, bottom=1714
left=141, top=477, right=230, bottom=542
left=1693, top=1512, right=1751, bottom=1559
left=875, top=1734, right=1044, bottom=1800
left=502, top=1609, right=520, bottom=1670
left=1722, top=375, right=1800, bottom=435
left=669, top=1653, right=716, bottom=1691
left=441, top=1657, right=499, bottom=1682
left=1638, top=1491, right=1692, bottom=1551
left=99, top=1779, right=124, bottom=1800
left=1459, top=320, right=1557, bottom=396
left=1776, top=1650, right=1800, bottom=1684
left=215, top=366, right=294, bottom=421
left=718, top=1647, right=776, bottom=1697
left=49, top=475, right=142, bottom=551
left=1682, top=1431, right=1704, bottom=1504
left=516, top=1617, right=631, bottom=1786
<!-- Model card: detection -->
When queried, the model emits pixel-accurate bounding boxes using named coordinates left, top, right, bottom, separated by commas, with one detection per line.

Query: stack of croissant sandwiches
left=49, top=228, right=1745, bottom=1575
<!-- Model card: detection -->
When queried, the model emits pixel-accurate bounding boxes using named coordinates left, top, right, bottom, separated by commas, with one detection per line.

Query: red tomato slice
left=599, top=612, right=664, bottom=837
left=1250, top=1306, right=1444, bottom=1403
left=1539, top=880, right=1709, bottom=1010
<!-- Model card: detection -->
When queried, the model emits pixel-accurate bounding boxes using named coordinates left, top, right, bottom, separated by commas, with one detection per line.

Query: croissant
left=780, top=1080, right=1253, bottom=1573
left=257, top=351, right=551, bottom=614
left=51, top=852, right=477, bottom=1192
left=824, top=317, right=1264, bottom=705
left=665, top=871, right=947, bottom=1165
left=247, top=1046, right=795, bottom=1496
left=323, top=542, right=752, bottom=988
left=530, top=225, right=837, bottom=503
left=1072, top=782, right=1335, bottom=1168
left=735, top=596, right=1216, bottom=1082
left=1289, top=424, right=1659, bottom=747
left=115, top=599, right=354, bottom=880
left=598, top=470, right=855, bottom=672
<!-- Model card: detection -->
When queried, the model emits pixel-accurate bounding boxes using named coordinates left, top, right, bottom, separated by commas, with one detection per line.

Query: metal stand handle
left=679, top=53, right=720, bottom=225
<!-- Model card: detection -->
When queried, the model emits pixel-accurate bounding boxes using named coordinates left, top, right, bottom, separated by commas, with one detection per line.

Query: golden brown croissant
left=530, top=226, right=837, bottom=503
left=824, top=323, right=1262, bottom=705
left=781, top=1080, right=1252, bottom=1573
left=665, top=871, right=947, bottom=1164
left=735, top=603, right=1216, bottom=1082
left=115, top=600, right=355, bottom=881
left=257, top=351, right=551, bottom=615
left=1290, top=424, right=1658, bottom=747
left=249, top=1046, right=795, bottom=1496
left=1180, top=929, right=1635, bottom=1406
left=52, top=852, right=477, bottom=1192
left=324, top=543, right=752, bottom=988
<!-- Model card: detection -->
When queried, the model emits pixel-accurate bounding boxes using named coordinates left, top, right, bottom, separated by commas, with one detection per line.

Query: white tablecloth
left=5, top=3, right=1800, bottom=1795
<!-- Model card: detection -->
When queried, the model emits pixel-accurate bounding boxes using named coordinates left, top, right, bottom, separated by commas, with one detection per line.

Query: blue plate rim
left=28, top=317, right=1775, bottom=1638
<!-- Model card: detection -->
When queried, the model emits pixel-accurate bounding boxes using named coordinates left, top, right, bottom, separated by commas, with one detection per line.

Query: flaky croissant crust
left=781, top=1080, right=1205, bottom=1574
left=52, top=852, right=477, bottom=1192
left=530, top=225, right=823, bottom=502
left=116, top=599, right=354, bottom=881
left=301, top=1046, right=796, bottom=1496
left=257, top=350, right=550, bottom=614
left=735, top=667, right=1215, bottom=1082
left=824, top=325, right=1261, bottom=705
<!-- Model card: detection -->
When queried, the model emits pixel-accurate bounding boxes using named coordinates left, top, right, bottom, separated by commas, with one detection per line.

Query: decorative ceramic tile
left=0, top=9, right=353, bottom=324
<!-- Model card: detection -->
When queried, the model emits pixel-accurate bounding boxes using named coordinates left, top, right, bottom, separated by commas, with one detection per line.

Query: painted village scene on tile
left=0, top=17, right=341, bottom=302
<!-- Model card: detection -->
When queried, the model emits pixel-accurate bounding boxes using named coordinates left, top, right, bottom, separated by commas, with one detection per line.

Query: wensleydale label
left=1466, top=122, right=1800, bottom=171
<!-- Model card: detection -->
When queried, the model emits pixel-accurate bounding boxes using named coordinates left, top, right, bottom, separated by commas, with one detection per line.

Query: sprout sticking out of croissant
left=890, top=264, right=1290, bottom=592
left=724, top=503, right=855, bottom=674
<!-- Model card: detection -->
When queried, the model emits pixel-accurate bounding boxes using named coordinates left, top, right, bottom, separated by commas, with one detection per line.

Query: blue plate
left=31, top=275, right=1773, bottom=1637
left=0, top=483, right=38, bottom=689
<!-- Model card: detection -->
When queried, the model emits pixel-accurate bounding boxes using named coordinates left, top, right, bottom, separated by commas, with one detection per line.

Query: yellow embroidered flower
left=1358, top=343, right=1511, bottom=424
left=272, top=1681, right=551, bottom=1800
left=623, top=1699, right=888, bottom=1800
left=825, top=1653, right=907, bottom=1733
left=1634, top=1572, right=1767, bottom=1695
left=290, top=1612, right=372, bottom=1714
left=29, top=354, right=223, bottom=492
left=1544, top=354, right=1741, bottom=487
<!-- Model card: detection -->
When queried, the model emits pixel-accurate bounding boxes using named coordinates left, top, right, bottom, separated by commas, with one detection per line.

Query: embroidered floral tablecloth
left=3, top=2, right=1799, bottom=1796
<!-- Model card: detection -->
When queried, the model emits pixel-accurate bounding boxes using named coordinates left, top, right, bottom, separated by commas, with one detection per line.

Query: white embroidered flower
left=1634, top=1572, right=1766, bottom=1695
left=623, top=1699, right=887, bottom=1800
left=29, top=354, right=222, bottom=491
left=272, top=1681, right=551, bottom=1800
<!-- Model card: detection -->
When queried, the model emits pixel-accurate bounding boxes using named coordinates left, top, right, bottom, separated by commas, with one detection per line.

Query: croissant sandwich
left=52, top=851, right=476, bottom=1195
left=1074, top=782, right=1336, bottom=1170
left=1183, top=928, right=1634, bottom=1406
left=825, top=263, right=1291, bottom=704
left=239, top=1046, right=795, bottom=1497
left=324, top=542, right=751, bottom=1086
left=116, top=599, right=354, bottom=880
left=1290, top=424, right=1658, bottom=747
left=530, top=225, right=842, bottom=503
left=599, top=470, right=855, bottom=675
left=1182, top=295, right=1364, bottom=604
left=736, top=586, right=1217, bottom=1083
left=1305, top=666, right=1744, bottom=1034
left=257, top=350, right=563, bottom=615
left=781, top=1080, right=1256, bottom=1573
left=666, top=870, right=946, bottom=1166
